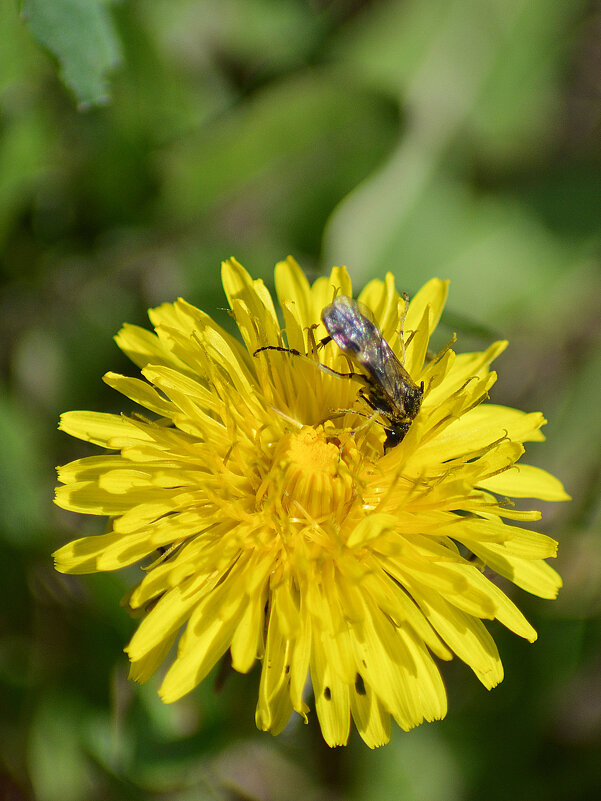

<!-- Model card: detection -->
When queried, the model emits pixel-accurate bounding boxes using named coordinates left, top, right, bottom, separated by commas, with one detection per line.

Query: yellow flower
left=54, top=258, right=569, bottom=748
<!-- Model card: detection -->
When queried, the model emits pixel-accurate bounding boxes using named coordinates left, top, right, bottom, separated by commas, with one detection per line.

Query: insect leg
left=254, top=333, right=332, bottom=358
left=304, top=322, right=332, bottom=351
left=254, top=344, right=372, bottom=385
left=327, top=395, right=392, bottom=455
left=253, top=344, right=304, bottom=357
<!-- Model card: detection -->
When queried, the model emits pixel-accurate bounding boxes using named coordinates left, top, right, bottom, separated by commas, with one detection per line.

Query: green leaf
left=21, top=0, right=121, bottom=108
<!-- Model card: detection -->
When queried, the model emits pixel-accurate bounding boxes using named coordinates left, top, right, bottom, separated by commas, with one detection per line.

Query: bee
left=254, top=294, right=423, bottom=449
left=320, top=296, right=423, bottom=448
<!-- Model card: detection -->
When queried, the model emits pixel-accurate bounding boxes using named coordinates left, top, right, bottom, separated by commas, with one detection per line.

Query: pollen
left=258, top=425, right=360, bottom=522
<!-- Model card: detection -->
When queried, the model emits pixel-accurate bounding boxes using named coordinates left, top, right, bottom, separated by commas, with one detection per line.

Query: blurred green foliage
left=2, top=0, right=601, bottom=799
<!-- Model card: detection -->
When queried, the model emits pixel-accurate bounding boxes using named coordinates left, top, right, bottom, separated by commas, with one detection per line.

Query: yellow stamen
left=256, top=426, right=361, bottom=522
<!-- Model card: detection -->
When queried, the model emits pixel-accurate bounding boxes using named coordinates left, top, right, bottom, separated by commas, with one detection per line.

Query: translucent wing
left=321, top=296, right=421, bottom=417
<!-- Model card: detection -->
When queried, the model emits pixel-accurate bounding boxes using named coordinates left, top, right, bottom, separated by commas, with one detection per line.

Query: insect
left=254, top=295, right=423, bottom=449
left=320, top=296, right=423, bottom=448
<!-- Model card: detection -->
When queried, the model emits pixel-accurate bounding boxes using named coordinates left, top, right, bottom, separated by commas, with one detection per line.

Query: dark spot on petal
left=355, top=673, right=366, bottom=695
left=285, top=664, right=290, bottom=674
left=324, top=686, right=331, bottom=701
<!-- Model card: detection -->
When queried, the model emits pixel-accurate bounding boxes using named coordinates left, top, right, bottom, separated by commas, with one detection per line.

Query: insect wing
left=322, top=297, right=406, bottom=404
left=321, top=296, right=375, bottom=358
left=321, top=295, right=423, bottom=437
left=359, top=334, right=404, bottom=405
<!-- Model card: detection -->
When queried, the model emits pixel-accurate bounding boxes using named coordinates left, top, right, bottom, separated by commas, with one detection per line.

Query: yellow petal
left=127, top=577, right=205, bottom=661
left=357, top=272, right=400, bottom=343
left=221, top=257, right=278, bottom=324
left=53, top=530, right=154, bottom=573
left=59, top=411, right=154, bottom=447
left=159, top=571, right=248, bottom=703
left=274, top=256, right=313, bottom=331
left=478, top=464, right=571, bottom=500
left=310, top=266, right=353, bottom=323
left=407, top=583, right=503, bottom=690
left=405, top=278, right=449, bottom=342
left=114, top=322, right=186, bottom=372
left=311, top=628, right=351, bottom=747
left=469, top=542, right=562, bottom=599
left=350, top=688, right=391, bottom=749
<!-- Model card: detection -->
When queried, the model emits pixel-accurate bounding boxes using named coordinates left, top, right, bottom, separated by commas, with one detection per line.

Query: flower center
left=256, top=424, right=361, bottom=523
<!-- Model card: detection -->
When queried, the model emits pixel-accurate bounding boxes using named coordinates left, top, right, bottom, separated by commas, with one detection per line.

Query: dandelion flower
left=54, top=258, right=569, bottom=747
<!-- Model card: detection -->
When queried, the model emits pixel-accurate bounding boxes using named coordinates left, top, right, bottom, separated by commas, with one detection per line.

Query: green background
left=2, top=1, right=600, bottom=798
